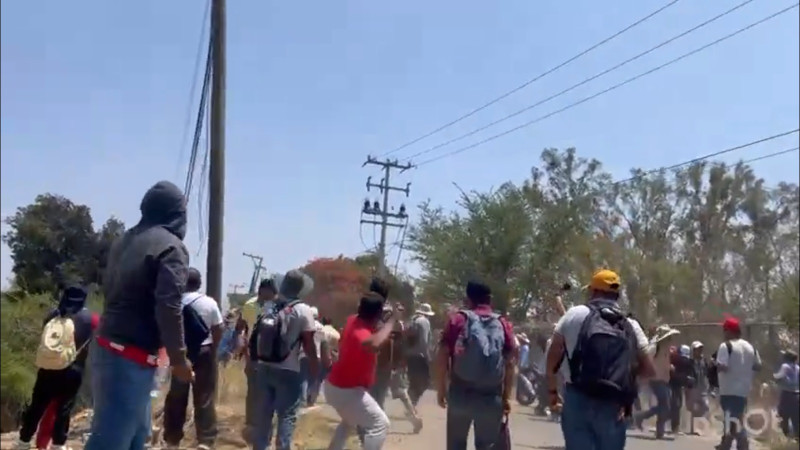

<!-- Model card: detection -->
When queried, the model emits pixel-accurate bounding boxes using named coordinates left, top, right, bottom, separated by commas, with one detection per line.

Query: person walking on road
left=85, top=181, right=192, bottom=450
left=17, top=285, right=95, bottom=450
left=546, top=269, right=655, bottom=450
left=633, top=324, right=680, bottom=439
left=250, top=270, right=319, bottom=450
left=774, top=349, right=800, bottom=440
left=240, top=278, right=277, bottom=443
left=715, top=316, right=761, bottom=450
left=162, top=268, right=223, bottom=449
left=436, top=280, right=518, bottom=450
left=324, top=292, right=394, bottom=450
left=405, top=303, right=435, bottom=407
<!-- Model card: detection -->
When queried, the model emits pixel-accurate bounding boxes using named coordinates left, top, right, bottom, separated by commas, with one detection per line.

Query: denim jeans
left=299, top=357, right=310, bottom=406
left=560, top=385, right=627, bottom=450
left=252, top=364, right=304, bottom=450
left=84, top=342, right=156, bottom=450
left=446, top=384, right=504, bottom=450
left=718, top=395, right=749, bottom=450
left=634, top=380, right=670, bottom=438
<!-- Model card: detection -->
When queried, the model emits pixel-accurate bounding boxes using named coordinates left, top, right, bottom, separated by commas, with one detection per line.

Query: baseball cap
left=585, top=269, right=621, bottom=293
left=722, top=316, right=741, bottom=333
left=691, top=340, right=704, bottom=349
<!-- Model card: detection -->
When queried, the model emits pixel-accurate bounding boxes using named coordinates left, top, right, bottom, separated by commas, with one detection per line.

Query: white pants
left=324, top=380, right=390, bottom=450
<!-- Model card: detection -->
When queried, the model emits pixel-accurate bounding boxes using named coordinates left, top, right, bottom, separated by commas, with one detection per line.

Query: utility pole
left=228, top=283, right=246, bottom=294
left=243, top=252, right=265, bottom=295
left=361, top=156, right=412, bottom=274
left=206, top=0, right=226, bottom=306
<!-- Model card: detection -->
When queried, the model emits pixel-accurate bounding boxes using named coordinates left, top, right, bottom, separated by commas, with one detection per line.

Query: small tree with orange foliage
left=302, top=256, right=369, bottom=326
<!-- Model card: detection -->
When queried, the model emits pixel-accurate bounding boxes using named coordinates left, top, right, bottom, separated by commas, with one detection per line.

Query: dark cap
left=466, top=280, right=491, bottom=302
left=280, top=270, right=307, bottom=299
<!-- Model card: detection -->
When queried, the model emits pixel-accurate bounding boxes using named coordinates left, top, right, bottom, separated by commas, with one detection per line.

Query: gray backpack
left=451, top=310, right=506, bottom=391
left=251, top=299, right=302, bottom=363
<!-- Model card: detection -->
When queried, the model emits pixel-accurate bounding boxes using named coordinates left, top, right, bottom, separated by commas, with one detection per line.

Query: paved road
left=364, top=393, right=748, bottom=450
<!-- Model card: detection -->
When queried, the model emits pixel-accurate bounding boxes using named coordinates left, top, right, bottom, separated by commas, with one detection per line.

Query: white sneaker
left=51, top=445, right=72, bottom=450
left=15, top=439, right=31, bottom=450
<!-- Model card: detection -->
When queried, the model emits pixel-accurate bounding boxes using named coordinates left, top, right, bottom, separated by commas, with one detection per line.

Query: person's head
left=679, top=344, right=691, bottom=359
left=279, top=270, right=307, bottom=300
left=321, top=316, right=332, bottom=326
left=258, top=278, right=277, bottom=301
left=369, top=277, right=390, bottom=301
left=465, top=280, right=491, bottom=308
left=722, top=316, right=742, bottom=340
left=58, top=285, right=88, bottom=316
left=357, top=291, right=386, bottom=325
left=139, top=180, right=187, bottom=240
left=585, top=269, right=621, bottom=301
left=691, top=341, right=704, bottom=359
left=186, top=267, right=202, bottom=292
left=783, top=350, right=798, bottom=364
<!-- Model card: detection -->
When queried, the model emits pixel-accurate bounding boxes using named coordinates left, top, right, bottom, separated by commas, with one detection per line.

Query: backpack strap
left=185, top=293, right=205, bottom=308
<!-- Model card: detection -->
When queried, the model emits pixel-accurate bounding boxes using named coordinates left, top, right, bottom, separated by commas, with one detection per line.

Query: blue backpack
left=451, top=310, right=506, bottom=392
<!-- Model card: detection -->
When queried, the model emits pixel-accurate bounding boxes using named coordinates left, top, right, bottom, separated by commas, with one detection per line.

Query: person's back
left=99, top=182, right=189, bottom=359
left=718, top=338, right=757, bottom=398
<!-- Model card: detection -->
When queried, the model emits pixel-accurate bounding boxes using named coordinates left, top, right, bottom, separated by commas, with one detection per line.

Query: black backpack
left=183, top=295, right=211, bottom=362
left=248, top=299, right=302, bottom=363
left=568, top=300, right=638, bottom=406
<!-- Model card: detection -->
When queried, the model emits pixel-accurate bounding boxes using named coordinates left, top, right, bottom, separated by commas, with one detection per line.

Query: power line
left=378, top=0, right=683, bottom=157
left=738, top=146, right=799, bottom=165
left=175, top=0, right=211, bottom=179
left=403, top=0, right=754, bottom=163
left=414, top=3, right=800, bottom=168
left=612, top=130, right=799, bottom=186
left=183, top=35, right=213, bottom=198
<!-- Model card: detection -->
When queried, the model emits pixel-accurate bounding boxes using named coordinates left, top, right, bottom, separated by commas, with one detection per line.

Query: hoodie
left=98, top=181, right=190, bottom=366
left=43, top=285, right=94, bottom=371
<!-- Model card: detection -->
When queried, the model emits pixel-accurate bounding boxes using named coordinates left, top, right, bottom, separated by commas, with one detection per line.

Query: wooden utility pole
left=361, top=157, right=412, bottom=274
left=206, top=0, right=226, bottom=306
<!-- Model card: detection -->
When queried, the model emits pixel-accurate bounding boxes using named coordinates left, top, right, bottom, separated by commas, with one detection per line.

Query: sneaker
left=50, top=446, right=72, bottom=450
left=197, top=445, right=212, bottom=450
left=412, top=418, right=423, bottom=434
left=15, top=439, right=31, bottom=450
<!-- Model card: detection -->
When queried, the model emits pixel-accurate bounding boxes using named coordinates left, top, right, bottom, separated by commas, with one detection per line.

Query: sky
left=2, top=0, right=799, bottom=294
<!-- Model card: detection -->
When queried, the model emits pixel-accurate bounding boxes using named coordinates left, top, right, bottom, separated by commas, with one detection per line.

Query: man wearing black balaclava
left=85, top=181, right=192, bottom=450
left=16, top=285, right=94, bottom=450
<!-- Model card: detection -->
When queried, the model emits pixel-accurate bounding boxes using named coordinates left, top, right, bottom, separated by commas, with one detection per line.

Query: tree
left=2, top=194, right=126, bottom=292
left=302, top=256, right=369, bottom=325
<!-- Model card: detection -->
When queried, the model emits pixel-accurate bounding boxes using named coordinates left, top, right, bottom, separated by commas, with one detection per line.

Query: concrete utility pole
left=206, top=0, right=227, bottom=306
left=361, top=156, right=412, bottom=274
left=243, top=252, right=265, bottom=295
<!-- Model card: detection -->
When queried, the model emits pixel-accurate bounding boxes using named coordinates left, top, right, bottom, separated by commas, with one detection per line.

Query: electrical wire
left=184, top=35, right=214, bottom=199
left=393, top=216, right=411, bottom=275
left=175, top=0, right=212, bottom=180
left=402, top=0, right=755, bottom=163
left=379, top=0, right=683, bottom=157
left=414, top=3, right=800, bottom=168
left=195, top=95, right=212, bottom=256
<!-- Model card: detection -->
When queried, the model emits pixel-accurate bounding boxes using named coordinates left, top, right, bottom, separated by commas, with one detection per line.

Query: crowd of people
left=12, top=179, right=800, bottom=450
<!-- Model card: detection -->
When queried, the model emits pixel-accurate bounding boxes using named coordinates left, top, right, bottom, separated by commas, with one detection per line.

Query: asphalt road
left=368, top=393, right=756, bottom=450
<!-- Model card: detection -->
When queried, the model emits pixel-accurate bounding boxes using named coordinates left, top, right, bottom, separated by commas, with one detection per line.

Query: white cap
left=691, top=340, right=704, bottom=349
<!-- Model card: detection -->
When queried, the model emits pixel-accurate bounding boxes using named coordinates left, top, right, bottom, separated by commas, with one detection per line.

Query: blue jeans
left=718, top=395, right=749, bottom=450
left=84, top=342, right=155, bottom=450
left=446, top=384, right=504, bottom=450
left=634, top=380, right=670, bottom=438
left=561, top=385, right=627, bottom=450
left=253, top=364, right=304, bottom=450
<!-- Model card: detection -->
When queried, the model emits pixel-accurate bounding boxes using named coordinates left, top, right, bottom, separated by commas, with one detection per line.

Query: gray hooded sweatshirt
left=99, top=181, right=190, bottom=366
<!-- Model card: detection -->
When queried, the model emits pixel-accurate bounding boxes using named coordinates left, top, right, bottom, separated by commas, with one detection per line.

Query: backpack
left=183, top=295, right=211, bottom=362
left=36, top=315, right=85, bottom=370
left=451, top=310, right=506, bottom=392
left=567, top=300, right=638, bottom=406
left=250, top=299, right=302, bottom=363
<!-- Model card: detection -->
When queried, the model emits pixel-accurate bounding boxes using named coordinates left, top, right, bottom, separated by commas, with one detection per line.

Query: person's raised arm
left=362, top=315, right=396, bottom=353
left=154, top=244, right=191, bottom=380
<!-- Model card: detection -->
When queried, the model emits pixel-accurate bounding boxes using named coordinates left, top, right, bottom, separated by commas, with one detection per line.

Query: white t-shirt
left=263, top=301, right=316, bottom=372
left=553, top=304, right=648, bottom=382
left=716, top=339, right=761, bottom=398
left=311, top=320, right=324, bottom=357
left=182, top=292, right=224, bottom=346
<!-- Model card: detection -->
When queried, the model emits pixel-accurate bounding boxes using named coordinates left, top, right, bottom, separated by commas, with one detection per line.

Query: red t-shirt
left=327, top=315, right=377, bottom=389
left=439, top=304, right=517, bottom=357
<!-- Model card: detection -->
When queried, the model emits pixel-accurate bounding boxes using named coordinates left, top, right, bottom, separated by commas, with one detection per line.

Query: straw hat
left=651, top=324, right=681, bottom=344
left=414, top=303, right=435, bottom=317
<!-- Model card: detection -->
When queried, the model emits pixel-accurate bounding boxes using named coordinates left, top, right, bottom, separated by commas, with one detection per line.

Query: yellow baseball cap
left=585, top=269, right=621, bottom=293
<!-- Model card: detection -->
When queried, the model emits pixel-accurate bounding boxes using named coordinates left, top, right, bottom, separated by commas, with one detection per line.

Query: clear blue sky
left=2, top=0, right=798, bottom=293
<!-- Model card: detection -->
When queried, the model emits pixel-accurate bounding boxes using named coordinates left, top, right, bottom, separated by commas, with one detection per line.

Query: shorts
left=390, top=370, right=409, bottom=399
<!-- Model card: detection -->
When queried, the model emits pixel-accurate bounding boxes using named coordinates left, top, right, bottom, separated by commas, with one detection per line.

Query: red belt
left=96, top=336, right=159, bottom=368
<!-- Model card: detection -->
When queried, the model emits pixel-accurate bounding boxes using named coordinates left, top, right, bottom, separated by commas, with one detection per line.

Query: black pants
left=406, top=356, right=430, bottom=406
left=778, top=391, right=800, bottom=439
left=19, top=368, right=83, bottom=445
left=669, top=384, right=683, bottom=433
left=163, top=345, right=218, bottom=446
